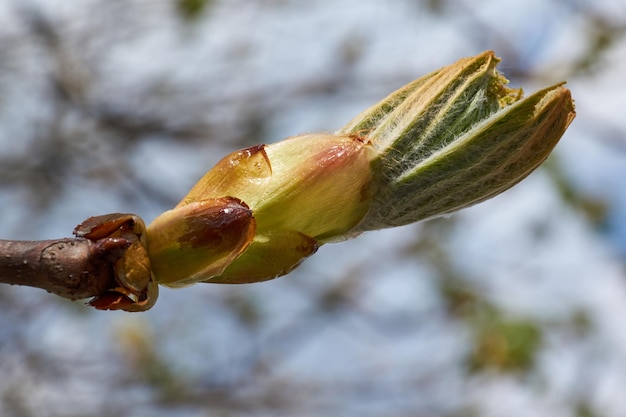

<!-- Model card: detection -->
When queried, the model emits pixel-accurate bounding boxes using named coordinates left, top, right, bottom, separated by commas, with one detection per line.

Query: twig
left=0, top=237, right=125, bottom=301
left=0, top=213, right=158, bottom=312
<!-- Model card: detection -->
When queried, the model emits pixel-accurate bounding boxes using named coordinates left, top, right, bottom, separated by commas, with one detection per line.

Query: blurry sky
left=0, top=0, right=626, bottom=416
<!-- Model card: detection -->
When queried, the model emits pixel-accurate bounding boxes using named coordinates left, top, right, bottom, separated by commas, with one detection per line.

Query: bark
left=0, top=213, right=158, bottom=311
left=0, top=237, right=126, bottom=301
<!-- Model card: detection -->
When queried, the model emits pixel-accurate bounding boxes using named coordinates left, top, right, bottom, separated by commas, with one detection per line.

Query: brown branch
left=0, top=237, right=125, bottom=300
left=0, top=213, right=158, bottom=312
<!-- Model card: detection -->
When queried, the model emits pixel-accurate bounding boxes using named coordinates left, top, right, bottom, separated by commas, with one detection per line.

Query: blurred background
left=0, top=0, right=625, bottom=416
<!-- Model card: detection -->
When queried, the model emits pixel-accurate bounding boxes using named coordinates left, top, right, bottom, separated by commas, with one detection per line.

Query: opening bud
left=340, top=51, right=575, bottom=230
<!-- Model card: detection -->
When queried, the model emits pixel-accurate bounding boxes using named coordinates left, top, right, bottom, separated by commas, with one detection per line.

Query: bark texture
left=0, top=237, right=127, bottom=301
left=0, top=213, right=158, bottom=311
